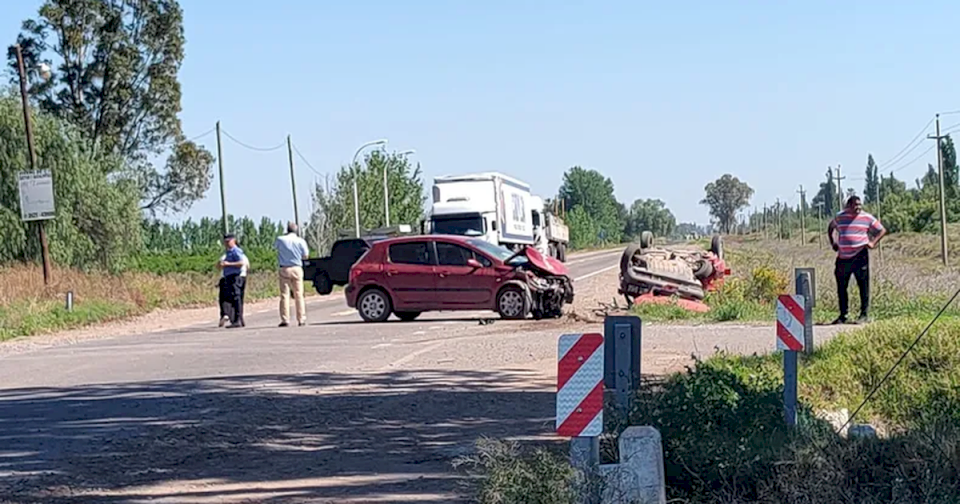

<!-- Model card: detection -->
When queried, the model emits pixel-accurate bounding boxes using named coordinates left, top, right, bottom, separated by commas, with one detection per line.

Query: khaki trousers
left=279, top=266, right=306, bottom=324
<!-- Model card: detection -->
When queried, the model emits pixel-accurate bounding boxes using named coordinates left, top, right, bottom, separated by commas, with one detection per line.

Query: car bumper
left=345, top=284, right=357, bottom=307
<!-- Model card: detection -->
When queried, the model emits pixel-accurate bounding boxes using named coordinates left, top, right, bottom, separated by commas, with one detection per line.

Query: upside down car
left=346, top=235, right=574, bottom=322
left=618, top=231, right=729, bottom=311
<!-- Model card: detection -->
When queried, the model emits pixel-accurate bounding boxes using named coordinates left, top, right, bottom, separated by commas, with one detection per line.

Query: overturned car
left=618, top=232, right=729, bottom=311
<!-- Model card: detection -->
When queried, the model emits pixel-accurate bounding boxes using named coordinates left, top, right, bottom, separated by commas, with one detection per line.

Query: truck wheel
left=558, top=243, right=567, bottom=262
left=497, top=285, right=529, bottom=320
left=313, top=272, right=333, bottom=295
left=640, top=231, right=654, bottom=249
left=357, top=288, right=392, bottom=322
left=395, top=311, right=421, bottom=322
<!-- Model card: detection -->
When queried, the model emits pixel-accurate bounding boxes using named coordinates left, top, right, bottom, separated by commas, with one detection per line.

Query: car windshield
left=431, top=215, right=484, bottom=236
left=467, top=239, right=528, bottom=265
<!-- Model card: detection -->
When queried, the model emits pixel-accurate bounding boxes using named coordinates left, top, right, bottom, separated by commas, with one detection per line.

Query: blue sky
left=5, top=0, right=960, bottom=225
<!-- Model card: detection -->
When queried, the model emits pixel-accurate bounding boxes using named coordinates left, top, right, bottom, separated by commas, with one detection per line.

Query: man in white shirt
left=274, top=222, right=310, bottom=327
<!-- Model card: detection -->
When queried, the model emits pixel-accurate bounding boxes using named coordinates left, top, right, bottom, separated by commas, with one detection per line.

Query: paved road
left=0, top=249, right=623, bottom=504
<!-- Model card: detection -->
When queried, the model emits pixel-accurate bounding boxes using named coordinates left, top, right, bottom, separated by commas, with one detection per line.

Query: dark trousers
left=835, top=248, right=870, bottom=319
left=219, top=274, right=245, bottom=325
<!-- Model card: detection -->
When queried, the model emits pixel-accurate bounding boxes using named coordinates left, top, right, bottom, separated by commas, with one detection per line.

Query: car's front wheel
left=313, top=272, right=332, bottom=295
left=496, top=285, right=529, bottom=320
left=357, top=288, right=392, bottom=322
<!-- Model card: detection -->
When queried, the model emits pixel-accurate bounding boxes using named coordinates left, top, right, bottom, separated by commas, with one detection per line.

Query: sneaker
left=219, top=316, right=229, bottom=328
left=227, top=322, right=242, bottom=329
left=830, top=316, right=847, bottom=325
left=279, top=322, right=289, bottom=327
left=298, top=321, right=306, bottom=327
left=855, top=314, right=870, bottom=325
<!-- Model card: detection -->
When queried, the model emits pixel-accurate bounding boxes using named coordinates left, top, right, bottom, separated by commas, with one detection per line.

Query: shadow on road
left=0, top=369, right=556, bottom=503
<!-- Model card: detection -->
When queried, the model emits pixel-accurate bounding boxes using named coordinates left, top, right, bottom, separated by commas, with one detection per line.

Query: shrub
left=455, top=437, right=578, bottom=504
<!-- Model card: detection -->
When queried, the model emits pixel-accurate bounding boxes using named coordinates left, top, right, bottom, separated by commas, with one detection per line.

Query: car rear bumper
left=345, top=284, right=357, bottom=307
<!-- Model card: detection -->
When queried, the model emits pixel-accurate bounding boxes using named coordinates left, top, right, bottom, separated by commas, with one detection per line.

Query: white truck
left=425, top=172, right=570, bottom=261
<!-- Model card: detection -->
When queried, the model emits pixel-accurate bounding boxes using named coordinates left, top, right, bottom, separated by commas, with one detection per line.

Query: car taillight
left=349, top=266, right=361, bottom=283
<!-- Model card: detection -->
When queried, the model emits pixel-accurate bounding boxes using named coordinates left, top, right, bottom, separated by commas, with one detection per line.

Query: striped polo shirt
left=834, top=210, right=884, bottom=259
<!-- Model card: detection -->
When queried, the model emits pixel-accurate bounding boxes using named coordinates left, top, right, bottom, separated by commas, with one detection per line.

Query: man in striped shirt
left=827, top=195, right=887, bottom=324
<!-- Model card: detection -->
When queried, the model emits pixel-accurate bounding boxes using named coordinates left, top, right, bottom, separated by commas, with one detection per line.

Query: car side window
left=389, top=242, right=431, bottom=265
left=475, top=254, right=492, bottom=267
left=436, top=242, right=474, bottom=266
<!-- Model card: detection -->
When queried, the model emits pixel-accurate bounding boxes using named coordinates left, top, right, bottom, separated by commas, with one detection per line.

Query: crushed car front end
left=515, top=247, right=575, bottom=319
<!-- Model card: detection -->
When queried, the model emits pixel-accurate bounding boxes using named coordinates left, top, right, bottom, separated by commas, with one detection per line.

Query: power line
left=889, top=144, right=935, bottom=174
left=877, top=117, right=935, bottom=169
left=291, top=143, right=324, bottom=177
left=220, top=129, right=286, bottom=152
left=187, top=127, right=216, bottom=143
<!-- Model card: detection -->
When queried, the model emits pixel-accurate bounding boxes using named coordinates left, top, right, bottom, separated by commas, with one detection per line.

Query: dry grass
left=0, top=264, right=288, bottom=340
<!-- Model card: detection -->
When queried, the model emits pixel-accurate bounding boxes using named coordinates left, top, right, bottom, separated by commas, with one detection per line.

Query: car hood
left=522, top=246, right=569, bottom=277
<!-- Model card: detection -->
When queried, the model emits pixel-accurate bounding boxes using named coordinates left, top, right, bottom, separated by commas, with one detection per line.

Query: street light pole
left=14, top=44, right=51, bottom=285
left=385, top=149, right=415, bottom=227
left=351, top=139, right=388, bottom=237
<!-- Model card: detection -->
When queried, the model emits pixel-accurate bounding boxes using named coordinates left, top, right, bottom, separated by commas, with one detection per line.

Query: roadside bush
left=455, top=437, right=577, bottom=504
left=134, top=246, right=278, bottom=275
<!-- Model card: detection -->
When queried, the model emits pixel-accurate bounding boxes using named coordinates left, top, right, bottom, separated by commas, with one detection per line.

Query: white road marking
left=379, top=341, right=447, bottom=371
left=564, top=249, right=622, bottom=266
left=412, top=331, right=426, bottom=335
left=371, top=343, right=393, bottom=349
left=574, top=264, right=618, bottom=282
left=331, top=309, right=355, bottom=317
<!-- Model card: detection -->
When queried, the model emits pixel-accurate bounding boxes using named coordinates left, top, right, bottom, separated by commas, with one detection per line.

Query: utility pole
left=875, top=173, right=883, bottom=264
left=928, top=113, right=949, bottom=266
left=286, top=135, right=300, bottom=233
left=776, top=198, right=782, bottom=241
left=814, top=201, right=824, bottom=250
left=14, top=44, right=51, bottom=285
left=797, top=185, right=806, bottom=246
left=833, top=165, right=846, bottom=211
left=216, top=121, right=227, bottom=236
left=762, top=203, right=767, bottom=239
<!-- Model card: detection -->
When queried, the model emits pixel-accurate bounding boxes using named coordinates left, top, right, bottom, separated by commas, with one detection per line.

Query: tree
left=565, top=205, right=598, bottom=250
left=8, top=0, right=214, bottom=214
left=624, top=198, right=676, bottom=239
left=941, top=135, right=958, bottom=199
left=558, top=166, right=624, bottom=246
left=700, top=174, right=753, bottom=234
left=0, top=94, right=141, bottom=271
left=864, top=154, right=879, bottom=204
left=304, top=151, right=425, bottom=255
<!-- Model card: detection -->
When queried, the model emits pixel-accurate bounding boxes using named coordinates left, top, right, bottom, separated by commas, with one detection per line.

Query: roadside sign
left=776, top=294, right=805, bottom=351
left=557, top=333, right=604, bottom=437
left=18, top=170, right=55, bottom=221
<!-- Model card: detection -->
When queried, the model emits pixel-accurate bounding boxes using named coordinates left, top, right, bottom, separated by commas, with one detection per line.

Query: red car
left=345, top=235, right=575, bottom=322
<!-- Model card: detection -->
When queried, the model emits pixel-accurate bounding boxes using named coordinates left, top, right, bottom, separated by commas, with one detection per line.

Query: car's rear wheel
left=711, top=235, right=724, bottom=260
left=620, top=243, right=642, bottom=271
left=395, top=311, right=421, bottom=322
left=558, top=243, right=567, bottom=262
left=640, top=231, right=654, bottom=249
left=357, top=288, right=391, bottom=322
left=497, top=286, right=528, bottom=320
left=313, top=272, right=332, bottom=295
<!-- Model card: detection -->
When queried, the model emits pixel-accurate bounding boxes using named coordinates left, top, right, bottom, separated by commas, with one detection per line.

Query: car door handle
left=386, top=269, right=399, bottom=276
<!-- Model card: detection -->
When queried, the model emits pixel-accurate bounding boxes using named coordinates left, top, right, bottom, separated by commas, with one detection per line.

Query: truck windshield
left=431, top=216, right=484, bottom=236
left=467, top=239, right=528, bottom=266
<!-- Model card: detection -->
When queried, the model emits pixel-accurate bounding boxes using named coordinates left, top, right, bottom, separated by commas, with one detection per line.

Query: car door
left=434, top=241, right=498, bottom=308
left=385, top=241, right=438, bottom=309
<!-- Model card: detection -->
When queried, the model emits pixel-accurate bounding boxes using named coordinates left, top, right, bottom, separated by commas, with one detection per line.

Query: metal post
left=604, top=315, right=642, bottom=421
left=784, top=349, right=798, bottom=426
left=216, top=121, right=227, bottom=236
left=15, top=44, right=51, bottom=285
left=65, top=291, right=73, bottom=312
left=383, top=160, right=390, bottom=228
left=929, top=115, right=948, bottom=266
left=353, top=176, right=361, bottom=238
left=796, top=268, right=815, bottom=354
left=570, top=436, right=600, bottom=503
left=286, top=135, right=300, bottom=232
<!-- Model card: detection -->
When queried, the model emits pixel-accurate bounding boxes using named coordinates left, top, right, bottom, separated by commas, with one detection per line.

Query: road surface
left=0, top=248, right=845, bottom=503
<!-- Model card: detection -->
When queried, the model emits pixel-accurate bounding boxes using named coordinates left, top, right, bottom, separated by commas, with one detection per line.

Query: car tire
left=693, top=259, right=715, bottom=279
left=558, top=243, right=567, bottom=262
left=496, top=285, right=529, bottom=320
left=711, top=235, right=724, bottom=260
left=395, top=311, right=421, bottom=322
left=640, top=231, right=654, bottom=249
left=313, top=272, right=333, bottom=295
left=620, top=243, right=642, bottom=272
left=357, top=288, right=392, bottom=322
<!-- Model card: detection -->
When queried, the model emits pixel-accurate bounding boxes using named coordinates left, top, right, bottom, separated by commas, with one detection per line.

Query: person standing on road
left=275, top=222, right=310, bottom=327
left=218, top=247, right=250, bottom=327
left=827, top=195, right=887, bottom=325
left=217, top=234, right=248, bottom=329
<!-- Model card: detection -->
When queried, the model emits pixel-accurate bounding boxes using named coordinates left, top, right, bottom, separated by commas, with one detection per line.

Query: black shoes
left=832, top=314, right=870, bottom=325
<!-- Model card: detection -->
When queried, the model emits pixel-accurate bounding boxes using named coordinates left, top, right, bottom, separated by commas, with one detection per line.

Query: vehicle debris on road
left=618, top=232, right=729, bottom=311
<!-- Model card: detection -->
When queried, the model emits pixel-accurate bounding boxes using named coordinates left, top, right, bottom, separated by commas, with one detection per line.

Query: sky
left=4, top=0, right=960, bottom=226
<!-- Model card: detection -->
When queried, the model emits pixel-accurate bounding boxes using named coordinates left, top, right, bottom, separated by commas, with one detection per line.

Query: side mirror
left=466, top=258, right=482, bottom=269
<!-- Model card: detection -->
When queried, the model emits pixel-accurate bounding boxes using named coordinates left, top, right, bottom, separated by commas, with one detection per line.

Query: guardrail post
left=604, top=315, right=642, bottom=421
left=795, top=268, right=815, bottom=354
left=776, top=294, right=806, bottom=427
left=558, top=332, right=604, bottom=504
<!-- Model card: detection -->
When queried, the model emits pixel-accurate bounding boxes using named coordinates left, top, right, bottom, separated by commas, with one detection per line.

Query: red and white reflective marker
left=776, top=294, right=805, bottom=352
left=556, top=333, right=604, bottom=437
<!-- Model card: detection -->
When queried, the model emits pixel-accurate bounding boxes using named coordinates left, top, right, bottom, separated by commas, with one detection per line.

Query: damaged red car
left=619, top=232, right=729, bottom=312
left=346, top=235, right=575, bottom=322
